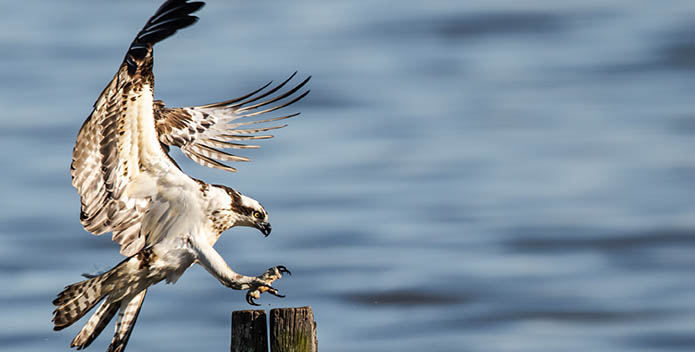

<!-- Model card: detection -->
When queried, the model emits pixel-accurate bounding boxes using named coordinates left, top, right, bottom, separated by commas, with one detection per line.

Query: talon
left=257, top=284, right=274, bottom=293
left=270, top=291, right=285, bottom=298
left=276, top=265, right=292, bottom=275
left=246, top=292, right=260, bottom=306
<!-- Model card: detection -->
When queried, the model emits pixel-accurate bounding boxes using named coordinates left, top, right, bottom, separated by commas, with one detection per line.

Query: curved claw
left=264, top=285, right=282, bottom=297
left=276, top=265, right=292, bottom=276
left=270, top=291, right=285, bottom=298
left=246, top=293, right=260, bottom=306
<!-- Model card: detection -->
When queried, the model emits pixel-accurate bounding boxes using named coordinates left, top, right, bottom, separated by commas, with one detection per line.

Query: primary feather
left=154, top=72, right=310, bottom=172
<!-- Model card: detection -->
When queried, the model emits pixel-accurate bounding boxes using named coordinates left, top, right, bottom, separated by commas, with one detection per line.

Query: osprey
left=52, top=1, right=308, bottom=351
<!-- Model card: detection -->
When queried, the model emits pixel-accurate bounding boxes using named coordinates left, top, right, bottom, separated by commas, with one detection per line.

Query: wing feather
left=154, top=73, right=310, bottom=172
left=71, top=0, right=204, bottom=256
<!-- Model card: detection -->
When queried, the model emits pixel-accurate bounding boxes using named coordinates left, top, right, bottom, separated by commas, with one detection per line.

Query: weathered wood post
left=231, top=309, right=268, bottom=352
left=231, top=306, right=318, bottom=352
left=269, top=306, right=318, bottom=352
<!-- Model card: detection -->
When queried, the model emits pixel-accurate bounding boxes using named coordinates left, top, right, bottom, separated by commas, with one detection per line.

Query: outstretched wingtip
left=138, top=0, right=205, bottom=45
left=125, top=0, right=206, bottom=74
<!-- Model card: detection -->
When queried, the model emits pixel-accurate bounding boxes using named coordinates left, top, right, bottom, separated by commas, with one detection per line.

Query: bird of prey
left=52, top=1, right=308, bottom=351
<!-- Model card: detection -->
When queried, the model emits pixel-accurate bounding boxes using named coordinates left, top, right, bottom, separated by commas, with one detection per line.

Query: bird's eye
left=253, top=211, right=262, bottom=219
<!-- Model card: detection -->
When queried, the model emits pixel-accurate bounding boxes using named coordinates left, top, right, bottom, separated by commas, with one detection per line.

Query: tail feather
left=107, top=289, right=148, bottom=352
left=53, top=255, right=152, bottom=351
left=52, top=259, right=128, bottom=331
left=70, top=299, right=119, bottom=350
left=52, top=271, right=108, bottom=307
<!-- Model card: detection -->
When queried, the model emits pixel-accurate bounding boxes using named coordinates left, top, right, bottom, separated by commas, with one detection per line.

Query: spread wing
left=154, top=73, right=311, bottom=172
left=71, top=0, right=205, bottom=256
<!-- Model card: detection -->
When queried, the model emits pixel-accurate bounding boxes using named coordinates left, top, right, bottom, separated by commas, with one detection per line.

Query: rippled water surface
left=1, top=1, right=694, bottom=351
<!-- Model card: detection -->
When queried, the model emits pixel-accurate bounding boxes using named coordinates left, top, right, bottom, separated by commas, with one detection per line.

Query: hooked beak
left=256, top=222, right=272, bottom=237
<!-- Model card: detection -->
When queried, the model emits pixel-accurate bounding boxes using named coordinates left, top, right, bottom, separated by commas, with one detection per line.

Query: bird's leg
left=187, top=235, right=289, bottom=305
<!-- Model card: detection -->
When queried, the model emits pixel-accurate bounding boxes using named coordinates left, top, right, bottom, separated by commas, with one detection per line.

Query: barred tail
left=107, top=289, right=148, bottom=352
left=53, top=256, right=150, bottom=351
left=52, top=259, right=129, bottom=331
left=70, top=299, right=119, bottom=349
left=68, top=289, right=148, bottom=352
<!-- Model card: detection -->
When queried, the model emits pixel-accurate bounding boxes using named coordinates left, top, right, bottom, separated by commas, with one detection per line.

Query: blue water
left=1, top=1, right=695, bottom=351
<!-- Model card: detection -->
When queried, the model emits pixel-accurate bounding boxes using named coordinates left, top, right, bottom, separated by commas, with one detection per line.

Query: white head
left=211, top=184, right=271, bottom=236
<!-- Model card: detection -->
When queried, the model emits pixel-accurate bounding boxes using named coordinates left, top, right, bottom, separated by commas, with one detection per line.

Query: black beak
left=256, top=222, right=271, bottom=237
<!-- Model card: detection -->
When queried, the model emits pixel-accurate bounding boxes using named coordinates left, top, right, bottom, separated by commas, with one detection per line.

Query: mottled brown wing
left=71, top=65, right=152, bottom=257
left=71, top=0, right=204, bottom=256
left=154, top=73, right=310, bottom=172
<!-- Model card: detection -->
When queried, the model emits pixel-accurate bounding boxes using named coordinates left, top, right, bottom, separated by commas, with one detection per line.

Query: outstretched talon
left=244, top=265, right=291, bottom=306
left=259, top=265, right=291, bottom=282
left=246, top=290, right=262, bottom=306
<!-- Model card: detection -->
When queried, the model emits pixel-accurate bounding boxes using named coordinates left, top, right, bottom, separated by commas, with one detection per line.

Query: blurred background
left=1, top=1, right=694, bottom=351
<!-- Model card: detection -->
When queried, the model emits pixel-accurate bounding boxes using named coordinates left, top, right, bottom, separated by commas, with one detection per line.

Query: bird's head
left=237, top=193, right=271, bottom=236
left=213, top=185, right=271, bottom=236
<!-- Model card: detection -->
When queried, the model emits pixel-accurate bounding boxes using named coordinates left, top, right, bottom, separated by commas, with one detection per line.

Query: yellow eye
left=253, top=211, right=262, bottom=219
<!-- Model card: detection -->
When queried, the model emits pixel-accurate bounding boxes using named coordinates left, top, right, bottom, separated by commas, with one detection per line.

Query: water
left=1, top=1, right=694, bottom=351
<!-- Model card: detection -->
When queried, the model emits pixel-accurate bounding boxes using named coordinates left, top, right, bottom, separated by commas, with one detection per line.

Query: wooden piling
left=231, top=306, right=318, bottom=352
left=269, top=306, right=318, bottom=352
left=231, top=309, right=268, bottom=352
